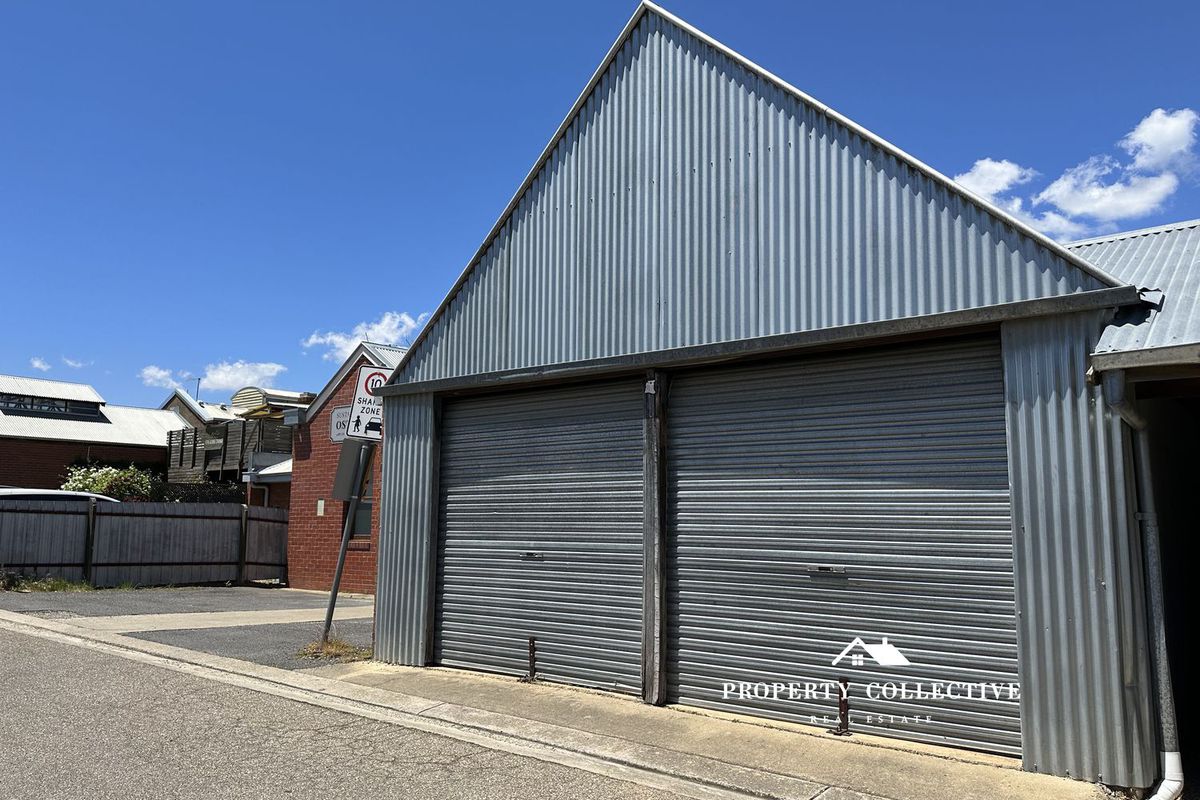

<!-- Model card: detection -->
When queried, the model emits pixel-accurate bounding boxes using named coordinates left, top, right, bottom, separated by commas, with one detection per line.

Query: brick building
left=0, top=374, right=184, bottom=489
left=286, top=342, right=404, bottom=593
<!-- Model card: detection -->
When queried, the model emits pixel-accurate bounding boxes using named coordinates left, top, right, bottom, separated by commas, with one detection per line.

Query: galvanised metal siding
left=1069, top=220, right=1200, bottom=359
left=434, top=381, right=644, bottom=692
left=1001, top=311, right=1156, bottom=787
left=374, top=393, right=437, bottom=665
left=667, top=337, right=1021, bottom=755
left=395, top=11, right=1107, bottom=387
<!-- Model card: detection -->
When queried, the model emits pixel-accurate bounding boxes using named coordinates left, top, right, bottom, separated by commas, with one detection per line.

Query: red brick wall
left=0, top=438, right=167, bottom=489
left=287, top=357, right=382, bottom=594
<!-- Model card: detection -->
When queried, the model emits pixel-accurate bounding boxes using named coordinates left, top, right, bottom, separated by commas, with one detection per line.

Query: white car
left=0, top=488, right=119, bottom=503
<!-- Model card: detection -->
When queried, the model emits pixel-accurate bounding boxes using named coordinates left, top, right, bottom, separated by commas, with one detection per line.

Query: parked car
left=0, top=488, right=118, bottom=503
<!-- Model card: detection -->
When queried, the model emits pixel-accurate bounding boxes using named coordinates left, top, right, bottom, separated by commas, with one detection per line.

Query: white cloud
left=1035, top=156, right=1178, bottom=222
left=1120, top=108, right=1198, bottom=173
left=199, top=361, right=287, bottom=392
left=62, top=357, right=88, bottom=369
left=953, top=158, right=1037, bottom=199
left=139, top=365, right=181, bottom=389
left=29, top=357, right=51, bottom=372
left=955, top=107, right=1197, bottom=240
left=302, top=311, right=427, bottom=362
left=141, top=361, right=286, bottom=393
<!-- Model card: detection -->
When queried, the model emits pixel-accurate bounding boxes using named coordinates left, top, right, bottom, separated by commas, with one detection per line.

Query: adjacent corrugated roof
left=1069, top=219, right=1200, bottom=367
left=0, top=374, right=105, bottom=403
left=0, top=404, right=185, bottom=447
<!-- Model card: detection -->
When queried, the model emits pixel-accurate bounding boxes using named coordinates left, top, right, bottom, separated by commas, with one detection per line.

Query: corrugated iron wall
left=1001, top=311, right=1156, bottom=787
left=375, top=393, right=437, bottom=665
left=396, top=12, right=1105, bottom=386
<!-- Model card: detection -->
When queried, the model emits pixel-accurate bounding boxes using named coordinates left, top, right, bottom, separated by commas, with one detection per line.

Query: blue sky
left=2, top=0, right=1197, bottom=407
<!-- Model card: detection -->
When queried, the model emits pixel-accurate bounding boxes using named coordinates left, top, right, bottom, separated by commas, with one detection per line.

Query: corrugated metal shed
left=1070, top=219, right=1200, bottom=368
left=1000, top=311, right=1156, bottom=786
left=375, top=393, right=437, bottom=665
left=0, top=374, right=105, bottom=403
left=389, top=2, right=1121, bottom=388
left=0, top=404, right=185, bottom=447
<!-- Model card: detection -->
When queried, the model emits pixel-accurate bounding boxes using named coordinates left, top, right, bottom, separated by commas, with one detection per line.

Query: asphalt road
left=0, top=585, right=372, bottom=618
left=0, top=629, right=679, bottom=800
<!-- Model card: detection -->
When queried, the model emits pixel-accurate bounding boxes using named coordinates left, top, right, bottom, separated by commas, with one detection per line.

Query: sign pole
left=322, top=442, right=375, bottom=644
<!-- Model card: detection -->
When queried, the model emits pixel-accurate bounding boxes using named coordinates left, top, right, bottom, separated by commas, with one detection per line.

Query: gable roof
left=0, top=374, right=105, bottom=404
left=303, top=341, right=407, bottom=422
left=1069, top=219, right=1200, bottom=369
left=384, top=0, right=1123, bottom=388
left=159, top=388, right=238, bottom=424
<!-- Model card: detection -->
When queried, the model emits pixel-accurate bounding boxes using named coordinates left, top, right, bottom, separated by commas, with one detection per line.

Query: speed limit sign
left=347, top=365, right=387, bottom=441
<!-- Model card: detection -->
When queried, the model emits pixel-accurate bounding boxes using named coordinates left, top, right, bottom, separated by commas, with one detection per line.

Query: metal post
left=83, top=497, right=96, bottom=586
left=520, top=636, right=538, bottom=683
left=829, top=678, right=852, bottom=736
left=641, top=370, right=668, bottom=705
left=322, top=443, right=374, bottom=643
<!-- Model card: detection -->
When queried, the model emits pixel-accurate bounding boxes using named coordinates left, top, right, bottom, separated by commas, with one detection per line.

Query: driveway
left=0, top=585, right=376, bottom=670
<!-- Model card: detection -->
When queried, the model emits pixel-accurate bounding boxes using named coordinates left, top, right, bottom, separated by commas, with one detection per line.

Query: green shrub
left=62, top=465, right=245, bottom=503
left=61, top=464, right=154, bottom=500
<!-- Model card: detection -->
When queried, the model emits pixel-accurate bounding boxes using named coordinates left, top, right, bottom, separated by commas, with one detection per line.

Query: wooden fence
left=0, top=501, right=287, bottom=588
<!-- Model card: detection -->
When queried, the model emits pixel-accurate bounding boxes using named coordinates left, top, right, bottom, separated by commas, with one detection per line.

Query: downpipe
left=1102, top=370, right=1184, bottom=800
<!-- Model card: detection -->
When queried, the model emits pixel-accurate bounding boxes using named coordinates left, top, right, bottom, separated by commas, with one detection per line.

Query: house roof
left=0, top=374, right=105, bottom=404
left=243, top=457, right=292, bottom=484
left=159, top=388, right=238, bottom=424
left=1069, top=219, right=1200, bottom=370
left=0, top=404, right=186, bottom=447
left=303, top=341, right=407, bottom=422
left=362, top=342, right=408, bottom=369
left=381, top=0, right=1123, bottom=388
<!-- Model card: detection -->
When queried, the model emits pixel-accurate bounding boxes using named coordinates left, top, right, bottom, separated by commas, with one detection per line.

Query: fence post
left=237, top=504, right=249, bottom=585
left=83, top=498, right=97, bottom=586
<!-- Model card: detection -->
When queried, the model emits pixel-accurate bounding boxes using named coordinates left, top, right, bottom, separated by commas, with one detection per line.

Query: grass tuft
left=297, top=637, right=373, bottom=662
left=0, top=573, right=94, bottom=592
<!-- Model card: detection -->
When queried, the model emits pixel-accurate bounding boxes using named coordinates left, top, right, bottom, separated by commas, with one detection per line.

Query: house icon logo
left=831, top=637, right=911, bottom=667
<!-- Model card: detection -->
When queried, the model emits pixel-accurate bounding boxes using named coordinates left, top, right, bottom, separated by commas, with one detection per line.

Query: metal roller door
left=435, top=380, right=644, bottom=693
left=667, top=337, right=1020, bottom=754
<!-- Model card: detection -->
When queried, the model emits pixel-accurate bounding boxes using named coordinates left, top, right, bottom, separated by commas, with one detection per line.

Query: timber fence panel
left=0, top=500, right=88, bottom=581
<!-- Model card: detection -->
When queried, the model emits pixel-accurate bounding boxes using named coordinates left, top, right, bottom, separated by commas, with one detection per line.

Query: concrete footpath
left=0, top=599, right=1107, bottom=800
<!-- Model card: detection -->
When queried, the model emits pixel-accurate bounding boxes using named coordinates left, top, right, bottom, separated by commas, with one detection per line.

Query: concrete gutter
left=0, top=609, right=1106, bottom=800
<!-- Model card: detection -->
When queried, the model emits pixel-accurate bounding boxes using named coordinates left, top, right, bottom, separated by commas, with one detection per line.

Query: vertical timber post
left=642, top=370, right=668, bottom=705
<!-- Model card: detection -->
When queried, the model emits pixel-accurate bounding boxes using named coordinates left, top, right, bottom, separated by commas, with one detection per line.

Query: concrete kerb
left=0, top=609, right=1106, bottom=800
